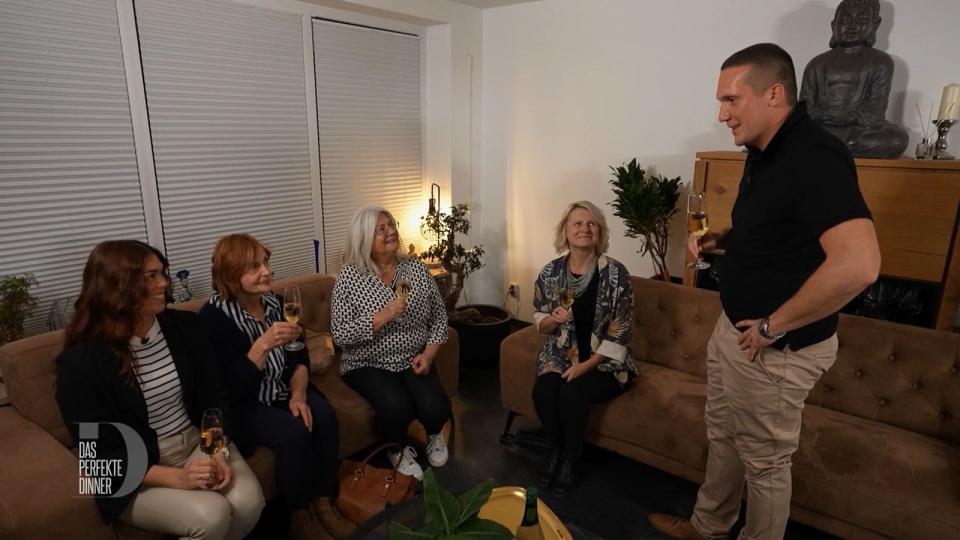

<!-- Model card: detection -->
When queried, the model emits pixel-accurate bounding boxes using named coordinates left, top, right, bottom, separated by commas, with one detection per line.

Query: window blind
left=0, top=0, right=147, bottom=334
left=313, top=19, right=422, bottom=274
left=135, top=0, right=316, bottom=296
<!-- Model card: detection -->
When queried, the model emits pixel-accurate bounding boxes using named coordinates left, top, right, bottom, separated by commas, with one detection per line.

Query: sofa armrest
left=499, top=325, right=541, bottom=418
left=433, top=328, right=459, bottom=397
left=0, top=408, right=113, bottom=540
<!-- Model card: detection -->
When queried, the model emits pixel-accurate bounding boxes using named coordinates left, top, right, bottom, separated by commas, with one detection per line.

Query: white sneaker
left=426, top=433, right=449, bottom=468
left=388, top=446, right=424, bottom=480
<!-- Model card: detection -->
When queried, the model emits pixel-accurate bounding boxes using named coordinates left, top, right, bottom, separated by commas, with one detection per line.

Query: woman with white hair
left=531, top=200, right=637, bottom=497
left=331, top=206, right=451, bottom=480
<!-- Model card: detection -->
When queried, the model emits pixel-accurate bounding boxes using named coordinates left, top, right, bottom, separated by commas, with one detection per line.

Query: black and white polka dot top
left=332, top=256, right=448, bottom=374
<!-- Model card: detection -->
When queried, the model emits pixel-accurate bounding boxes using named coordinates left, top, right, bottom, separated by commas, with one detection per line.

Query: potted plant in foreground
left=608, top=158, right=682, bottom=282
left=389, top=469, right=512, bottom=539
left=0, top=273, right=39, bottom=346
left=420, top=203, right=511, bottom=365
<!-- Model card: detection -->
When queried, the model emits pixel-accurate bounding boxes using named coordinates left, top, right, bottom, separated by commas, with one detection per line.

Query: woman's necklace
left=565, top=254, right=596, bottom=297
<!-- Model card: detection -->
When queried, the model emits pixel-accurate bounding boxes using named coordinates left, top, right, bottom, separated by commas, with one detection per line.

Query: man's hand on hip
left=735, top=319, right=776, bottom=361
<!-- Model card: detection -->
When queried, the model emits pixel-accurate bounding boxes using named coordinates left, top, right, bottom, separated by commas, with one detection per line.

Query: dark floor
left=425, top=358, right=837, bottom=540
left=253, top=341, right=838, bottom=539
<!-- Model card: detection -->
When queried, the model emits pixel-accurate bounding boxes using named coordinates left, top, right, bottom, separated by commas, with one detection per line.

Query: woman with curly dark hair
left=56, top=240, right=264, bottom=539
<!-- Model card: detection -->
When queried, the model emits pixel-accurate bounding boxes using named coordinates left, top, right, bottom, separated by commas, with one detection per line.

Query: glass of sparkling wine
left=558, top=287, right=575, bottom=309
left=687, top=192, right=711, bottom=270
left=282, top=286, right=304, bottom=351
left=200, top=408, right=225, bottom=458
left=395, top=278, right=412, bottom=322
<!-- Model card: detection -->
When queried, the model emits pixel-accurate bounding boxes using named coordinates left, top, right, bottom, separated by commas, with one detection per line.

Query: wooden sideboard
left=683, top=151, right=960, bottom=331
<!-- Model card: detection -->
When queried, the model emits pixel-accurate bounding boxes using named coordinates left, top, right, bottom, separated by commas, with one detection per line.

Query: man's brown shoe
left=648, top=513, right=705, bottom=540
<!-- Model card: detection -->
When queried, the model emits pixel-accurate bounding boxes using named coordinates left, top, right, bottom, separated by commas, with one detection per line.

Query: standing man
left=649, top=43, right=880, bottom=540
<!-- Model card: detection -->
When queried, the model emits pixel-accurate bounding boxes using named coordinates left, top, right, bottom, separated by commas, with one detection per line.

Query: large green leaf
left=453, top=518, right=514, bottom=539
left=454, top=479, right=494, bottom=528
left=423, top=469, right=461, bottom=534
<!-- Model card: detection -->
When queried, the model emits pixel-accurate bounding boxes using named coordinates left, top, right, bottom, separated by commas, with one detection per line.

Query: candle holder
left=932, top=119, right=956, bottom=160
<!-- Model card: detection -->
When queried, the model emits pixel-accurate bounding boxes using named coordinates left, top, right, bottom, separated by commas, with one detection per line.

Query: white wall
left=479, top=0, right=960, bottom=321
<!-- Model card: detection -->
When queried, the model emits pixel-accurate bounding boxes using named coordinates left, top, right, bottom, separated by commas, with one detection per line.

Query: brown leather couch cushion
left=794, top=405, right=960, bottom=539
left=0, top=330, right=70, bottom=447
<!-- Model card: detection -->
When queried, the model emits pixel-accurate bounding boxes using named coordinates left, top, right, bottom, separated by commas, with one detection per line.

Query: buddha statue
left=800, top=0, right=908, bottom=159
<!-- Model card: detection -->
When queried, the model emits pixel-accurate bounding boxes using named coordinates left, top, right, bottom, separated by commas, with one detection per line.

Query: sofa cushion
left=0, top=330, right=70, bottom=447
left=311, top=363, right=376, bottom=457
left=0, top=407, right=113, bottom=539
left=305, top=331, right=336, bottom=374
left=630, top=278, right=721, bottom=380
left=590, top=362, right=708, bottom=472
left=808, top=315, right=960, bottom=446
left=793, top=404, right=960, bottom=539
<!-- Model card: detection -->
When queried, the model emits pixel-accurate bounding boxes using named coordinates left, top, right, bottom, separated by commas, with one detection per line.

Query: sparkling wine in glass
left=395, top=278, right=412, bottom=322
left=282, top=286, right=304, bottom=352
left=200, top=408, right=225, bottom=457
left=558, top=288, right=575, bottom=309
left=687, top=192, right=711, bottom=270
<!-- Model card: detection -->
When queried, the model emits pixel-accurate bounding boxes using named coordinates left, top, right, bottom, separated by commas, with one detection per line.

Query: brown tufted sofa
left=0, top=273, right=459, bottom=540
left=500, top=277, right=960, bottom=539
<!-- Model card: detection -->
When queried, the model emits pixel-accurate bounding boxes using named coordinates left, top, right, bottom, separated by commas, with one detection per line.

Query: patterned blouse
left=332, top=256, right=448, bottom=374
left=533, top=254, right=637, bottom=385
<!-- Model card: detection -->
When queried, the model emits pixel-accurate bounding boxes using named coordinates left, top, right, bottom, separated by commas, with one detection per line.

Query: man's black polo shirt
left=719, top=101, right=872, bottom=350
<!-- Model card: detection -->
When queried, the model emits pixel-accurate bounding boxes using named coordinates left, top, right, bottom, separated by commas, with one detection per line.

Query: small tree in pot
left=419, top=203, right=485, bottom=315
left=0, top=273, right=39, bottom=345
left=609, top=158, right=682, bottom=282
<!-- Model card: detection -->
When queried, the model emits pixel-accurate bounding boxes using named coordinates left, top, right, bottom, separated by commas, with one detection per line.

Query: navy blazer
left=197, top=300, right=310, bottom=456
left=55, top=308, right=229, bottom=523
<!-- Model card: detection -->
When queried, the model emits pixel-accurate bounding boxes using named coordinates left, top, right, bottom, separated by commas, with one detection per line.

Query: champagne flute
left=557, top=287, right=575, bottom=331
left=282, top=286, right=305, bottom=352
left=558, top=287, right=575, bottom=309
left=395, top=278, right=412, bottom=322
left=200, top=408, right=225, bottom=458
left=687, top=192, right=711, bottom=270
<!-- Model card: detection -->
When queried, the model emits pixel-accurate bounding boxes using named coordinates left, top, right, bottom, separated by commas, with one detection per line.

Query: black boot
left=552, top=453, right=577, bottom=497
left=539, top=448, right=561, bottom=485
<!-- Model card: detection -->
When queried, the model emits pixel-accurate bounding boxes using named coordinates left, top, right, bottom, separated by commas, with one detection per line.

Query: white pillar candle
left=937, top=84, right=960, bottom=121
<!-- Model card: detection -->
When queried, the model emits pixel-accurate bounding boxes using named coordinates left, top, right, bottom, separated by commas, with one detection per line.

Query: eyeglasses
left=374, top=220, right=398, bottom=237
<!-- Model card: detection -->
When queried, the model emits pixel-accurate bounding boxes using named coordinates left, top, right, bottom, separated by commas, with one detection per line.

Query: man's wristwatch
left=759, top=317, right=787, bottom=340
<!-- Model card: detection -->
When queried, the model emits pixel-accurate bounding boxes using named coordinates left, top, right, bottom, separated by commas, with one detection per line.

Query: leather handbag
left=335, top=443, right=418, bottom=525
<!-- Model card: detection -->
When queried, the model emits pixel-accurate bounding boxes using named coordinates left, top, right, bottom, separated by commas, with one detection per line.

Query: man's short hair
left=721, top=43, right=798, bottom=106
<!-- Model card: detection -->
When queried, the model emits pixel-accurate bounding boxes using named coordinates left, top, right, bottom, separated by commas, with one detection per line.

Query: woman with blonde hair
left=331, top=206, right=451, bottom=480
left=56, top=240, right=264, bottom=539
left=198, top=234, right=350, bottom=540
left=531, top=201, right=637, bottom=496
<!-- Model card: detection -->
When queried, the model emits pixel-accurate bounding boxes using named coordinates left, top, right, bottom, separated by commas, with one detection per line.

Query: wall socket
left=507, top=282, right=519, bottom=299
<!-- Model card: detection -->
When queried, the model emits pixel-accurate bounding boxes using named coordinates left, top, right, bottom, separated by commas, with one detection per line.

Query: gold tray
left=477, top=486, right=571, bottom=540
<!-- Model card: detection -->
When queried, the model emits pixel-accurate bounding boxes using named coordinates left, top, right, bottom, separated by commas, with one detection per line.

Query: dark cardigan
left=55, top=308, right=229, bottom=523
left=197, top=300, right=310, bottom=456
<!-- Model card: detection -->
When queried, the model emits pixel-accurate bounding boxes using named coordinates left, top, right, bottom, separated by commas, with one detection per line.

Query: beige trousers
left=119, top=426, right=265, bottom=540
left=691, top=314, right=837, bottom=540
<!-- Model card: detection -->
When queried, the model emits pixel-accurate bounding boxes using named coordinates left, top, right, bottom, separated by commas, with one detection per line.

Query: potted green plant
left=388, top=469, right=512, bottom=539
left=608, top=158, right=682, bottom=282
left=0, top=273, right=39, bottom=345
left=420, top=204, right=511, bottom=365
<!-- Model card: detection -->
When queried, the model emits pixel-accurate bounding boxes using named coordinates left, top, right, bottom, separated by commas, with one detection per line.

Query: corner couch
left=500, top=277, right=960, bottom=539
left=0, top=273, right=459, bottom=539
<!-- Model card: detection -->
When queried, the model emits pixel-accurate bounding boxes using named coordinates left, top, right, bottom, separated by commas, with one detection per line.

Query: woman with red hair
left=199, top=233, right=349, bottom=540
left=56, top=240, right=264, bottom=539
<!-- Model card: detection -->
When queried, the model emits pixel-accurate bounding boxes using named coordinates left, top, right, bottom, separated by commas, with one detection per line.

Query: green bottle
left=516, top=487, right=544, bottom=540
